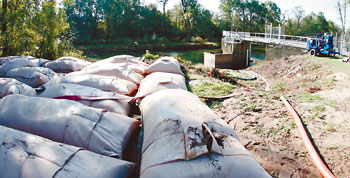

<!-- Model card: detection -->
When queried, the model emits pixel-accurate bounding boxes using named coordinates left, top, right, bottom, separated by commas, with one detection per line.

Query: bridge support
left=204, top=40, right=250, bottom=69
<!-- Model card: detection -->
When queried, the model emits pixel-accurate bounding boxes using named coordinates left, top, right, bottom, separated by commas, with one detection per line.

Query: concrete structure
left=204, top=42, right=250, bottom=69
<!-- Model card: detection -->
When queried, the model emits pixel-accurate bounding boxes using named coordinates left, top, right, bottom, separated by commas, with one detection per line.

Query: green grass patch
left=191, top=80, right=236, bottom=98
left=298, top=93, right=338, bottom=109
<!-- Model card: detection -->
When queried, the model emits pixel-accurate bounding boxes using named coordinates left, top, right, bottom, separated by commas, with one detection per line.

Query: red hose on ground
left=280, top=96, right=336, bottom=178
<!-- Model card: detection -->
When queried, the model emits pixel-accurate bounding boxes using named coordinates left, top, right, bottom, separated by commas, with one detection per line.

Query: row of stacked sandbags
left=134, top=57, right=271, bottom=177
left=0, top=55, right=150, bottom=177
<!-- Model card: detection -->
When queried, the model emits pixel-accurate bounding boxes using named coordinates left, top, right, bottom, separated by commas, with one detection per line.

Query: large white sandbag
left=37, top=83, right=131, bottom=115
left=82, top=55, right=148, bottom=74
left=139, top=89, right=271, bottom=178
left=135, top=72, right=187, bottom=98
left=0, top=94, right=140, bottom=158
left=0, top=57, right=38, bottom=75
left=146, top=56, right=184, bottom=75
left=43, top=56, right=92, bottom=73
left=70, top=66, right=144, bottom=84
left=0, top=125, right=136, bottom=178
left=45, top=74, right=138, bottom=95
left=0, top=78, right=36, bottom=97
left=102, top=55, right=142, bottom=64
left=3, top=67, right=57, bottom=87
left=29, top=58, right=49, bottom=67
left=0, top=56, right=35, bottom=66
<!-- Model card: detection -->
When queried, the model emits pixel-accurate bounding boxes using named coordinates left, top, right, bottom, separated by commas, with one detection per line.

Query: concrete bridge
left=223, top=31, right=308, bottom=49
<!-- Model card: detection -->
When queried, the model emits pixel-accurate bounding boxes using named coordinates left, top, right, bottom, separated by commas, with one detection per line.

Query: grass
left=327, top=122, right=336, bottom=132
left=298, top=93, right=337, bottom=109
left=191, top=80, right=236, bottom=98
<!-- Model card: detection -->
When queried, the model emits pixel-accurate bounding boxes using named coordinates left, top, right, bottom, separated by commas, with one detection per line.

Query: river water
left=87, top=45, right=267, bottom=64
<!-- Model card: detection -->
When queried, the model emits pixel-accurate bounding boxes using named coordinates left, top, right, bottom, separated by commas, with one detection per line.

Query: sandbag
left=0, top=78, right=36, bottom=97
left=70, top=66, right=144, bottom=84
left=37, top=83, right=130, bottom=115
left=0, top=57, right=38, bottom=75
left=0, top=94, right=140, bottom=158
left=139, top=89, right=271, bottom=178
left=45, top=74, right=138, bottom=95
left=146, top=56, right=184, bottom=75
left=0, top=125, right=136, bottom=178
left=0, top=56, right=35, bottom=66
left=3, top=67, right=57, bottom=88
left=135, top=72, right=187, bottom=98
left=43, top=56, right=92, bottom=73
left=83, top=56, right=148, bottom=75
left=29, top=58, right=49, bottom=67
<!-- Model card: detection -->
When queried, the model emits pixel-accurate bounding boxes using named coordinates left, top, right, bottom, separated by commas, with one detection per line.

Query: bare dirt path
left=187, top=54, right=350, bottom=177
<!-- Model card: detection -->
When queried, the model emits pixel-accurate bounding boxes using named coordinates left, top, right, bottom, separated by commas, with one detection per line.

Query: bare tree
left=292, top=5, right=305, bottom=30
left=158, top=0, right=169, bottom=16
left=337, top=0, right=348, bottom=34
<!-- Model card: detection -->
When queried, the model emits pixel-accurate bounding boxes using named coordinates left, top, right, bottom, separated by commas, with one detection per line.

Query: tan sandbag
left=3, top=67, right=57, bottom=87
left=0, top=57, right=38, bottom=75
left=83, top=55, right=148, bottom=75
left=0, top=125, right=136, bottom=178
left=43, top=56, right=92, bottom=73
left=45, top=74, right=137, bottom=95
left=70, top=66, right=144, bottom=84
left=0, top=78, right=36, bottom=97
left=146, top=56, right=184, bottom=75
left=135, top=72, right=187, bottom=98
left=37, top=83, right=131, bottom=115
left=0, top=94, right=140, bottom=158
left=139, top=89, right=271, bottom=178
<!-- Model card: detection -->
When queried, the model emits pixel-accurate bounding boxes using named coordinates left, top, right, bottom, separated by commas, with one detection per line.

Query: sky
left=143, top=0, right=350, bottom=30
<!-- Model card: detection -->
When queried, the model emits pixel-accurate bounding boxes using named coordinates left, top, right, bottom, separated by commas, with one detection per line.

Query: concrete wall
left=204, top=42, right=251, bottom=69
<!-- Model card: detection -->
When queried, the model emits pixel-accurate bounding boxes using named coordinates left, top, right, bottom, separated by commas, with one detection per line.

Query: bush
left=142, top=50, right=159, bottom=59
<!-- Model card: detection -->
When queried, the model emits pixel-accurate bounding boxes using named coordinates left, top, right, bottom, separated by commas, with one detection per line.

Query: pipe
left=280, top=96, right=336, bottom=178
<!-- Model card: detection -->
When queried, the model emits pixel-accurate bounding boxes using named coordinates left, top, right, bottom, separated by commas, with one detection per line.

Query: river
left=87, top=45, right=266, bottom=64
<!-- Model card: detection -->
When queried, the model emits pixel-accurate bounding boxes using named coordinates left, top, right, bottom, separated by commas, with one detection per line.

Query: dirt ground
left=187, top=54, right=350, bottom=177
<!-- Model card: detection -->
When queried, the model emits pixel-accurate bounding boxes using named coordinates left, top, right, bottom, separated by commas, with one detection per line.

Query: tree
left=292, top=6, right=305, bottom=30
left=181, top=0, right=197, bottom=13
left=1, top=0, right=8, bottom=56
left=336, top=0, right=348, bottom=34
left=264, top=1, right=281, bottom=24
left=158, top=0, right=169, bottom=16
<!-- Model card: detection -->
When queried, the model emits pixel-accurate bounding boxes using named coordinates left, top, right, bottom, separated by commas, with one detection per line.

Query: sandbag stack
left=0, top=55, right=146, bottom=177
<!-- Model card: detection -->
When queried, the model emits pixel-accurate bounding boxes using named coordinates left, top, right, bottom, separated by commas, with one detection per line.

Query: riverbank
left=184, top=54, right=350, bottom=177
left=76, top=42, right=219, bottom=58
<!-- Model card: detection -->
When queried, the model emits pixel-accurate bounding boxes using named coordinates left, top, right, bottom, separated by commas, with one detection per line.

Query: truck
left=307, top=34, right=339, bottom=57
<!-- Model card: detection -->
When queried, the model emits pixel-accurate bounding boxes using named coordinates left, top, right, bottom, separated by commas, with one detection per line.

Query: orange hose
left=280, top=96, right=336, bottom=178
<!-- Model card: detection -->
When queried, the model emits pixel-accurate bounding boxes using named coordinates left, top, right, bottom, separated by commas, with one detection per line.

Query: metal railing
left=223, top=31, right=308, bottom=49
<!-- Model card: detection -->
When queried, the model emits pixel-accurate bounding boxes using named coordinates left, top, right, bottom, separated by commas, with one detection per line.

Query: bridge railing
left=223, top=31, right=309, bottom=47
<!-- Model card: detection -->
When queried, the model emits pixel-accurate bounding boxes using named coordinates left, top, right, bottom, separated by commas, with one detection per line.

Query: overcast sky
left=143, top=0, right=350, bottom=30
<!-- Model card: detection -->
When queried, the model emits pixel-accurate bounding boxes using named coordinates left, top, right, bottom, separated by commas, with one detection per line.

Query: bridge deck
left=223, top=31, right=308, bottom=49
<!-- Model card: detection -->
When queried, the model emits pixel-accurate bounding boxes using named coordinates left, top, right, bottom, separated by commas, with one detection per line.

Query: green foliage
left=285, top=7, right=341, bottom=36
left=0, top=0, right=79, bottom=60
left=219, top=0, right=281, bottom=32
left=142, top=50, right=159, bottom=59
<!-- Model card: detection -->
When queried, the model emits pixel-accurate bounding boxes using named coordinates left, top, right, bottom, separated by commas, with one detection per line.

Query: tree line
left=0, top=0, right=344, bottom=59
